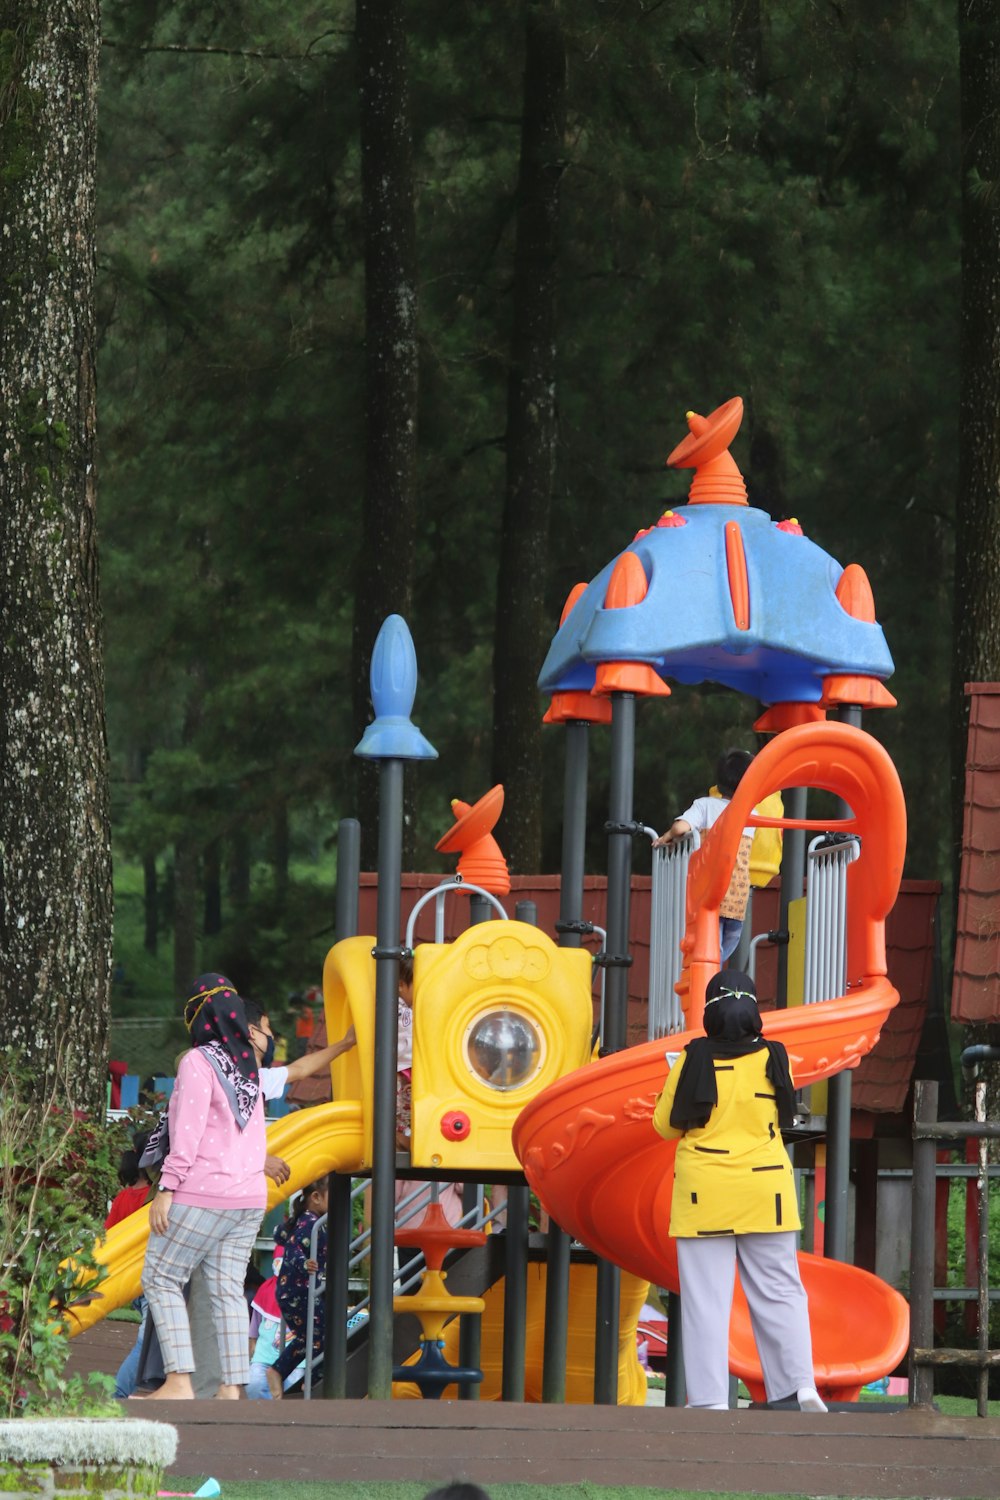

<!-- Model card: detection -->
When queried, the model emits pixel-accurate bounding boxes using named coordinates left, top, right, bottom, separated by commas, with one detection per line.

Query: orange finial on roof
left=543, top=585, right=613, bottom=723
left=434, top=785, right=511, bottom=895
left=666, top=396, right=748, bottom=506
left=834, top=563, right=877, bottom=624
left=593, top=553, right=671, bottom=698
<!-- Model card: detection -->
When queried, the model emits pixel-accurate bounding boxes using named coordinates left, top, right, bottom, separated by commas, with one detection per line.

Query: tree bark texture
left=352, top=0, right=419, bottom=867
left=955, top=3, right=1000, bottom=792
left=172, top=840, right=198, bottom=998
left=955, top=2, right=1000, bottom=1112
left=0, top=1, right=112, bottom=1117
left=492, top=0, right=567, bottom=873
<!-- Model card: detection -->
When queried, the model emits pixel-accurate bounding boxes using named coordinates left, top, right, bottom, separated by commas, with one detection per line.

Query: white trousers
left=676, top=1232, right=816, bottom=1408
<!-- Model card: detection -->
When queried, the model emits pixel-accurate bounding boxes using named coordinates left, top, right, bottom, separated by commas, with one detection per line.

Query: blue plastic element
left=354, top=615, right=439, bottom=761
left=537, top=504, right=894, bottom=705
left=393, top=1338, right=483, bottom=1400
left=119, top=1075, right=140, bottom=1109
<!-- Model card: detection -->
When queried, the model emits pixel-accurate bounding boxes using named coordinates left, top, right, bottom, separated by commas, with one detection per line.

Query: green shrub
left=0, top=1053, right=125, bottom=1417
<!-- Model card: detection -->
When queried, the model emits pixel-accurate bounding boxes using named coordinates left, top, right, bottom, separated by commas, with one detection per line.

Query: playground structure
left=75, top=395, right=914, bottom=1408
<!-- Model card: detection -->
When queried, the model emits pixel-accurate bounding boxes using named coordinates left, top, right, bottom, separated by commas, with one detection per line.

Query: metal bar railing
left=645, top=828, right=694, bottom=1039
left=911, top=1076, right=1000, bottom=1416
left=292, top=1177, right=498, bottom=1397
left=803, top=835, right=860, bottom=1003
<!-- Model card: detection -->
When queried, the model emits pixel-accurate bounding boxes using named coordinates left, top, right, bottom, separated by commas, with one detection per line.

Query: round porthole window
left=463, top=1008, right=544, bottom=1092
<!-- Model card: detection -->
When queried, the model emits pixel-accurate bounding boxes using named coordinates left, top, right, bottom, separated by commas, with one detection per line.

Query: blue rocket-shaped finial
left=354, top=615, right=438, bottom=761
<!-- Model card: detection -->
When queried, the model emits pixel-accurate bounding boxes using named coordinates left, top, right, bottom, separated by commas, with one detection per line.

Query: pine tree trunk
left=229, top=828, right=251, bottom=909
left=172, top=841, right=198, bottom=996
left=271, top=801, right=289, bottom=909
left=491, top=0, right=566, bottom=874
left=203, top=838, right=222, bottom=936
left=0, top=1, right=112, bottom=1117
left=955, top=2, right=1000, bottom=1106
left=143, top=854, right=158, bottom=954
left=955, top=3, right=1000, bottom=791
left=352, top=0, right=419, bottom=868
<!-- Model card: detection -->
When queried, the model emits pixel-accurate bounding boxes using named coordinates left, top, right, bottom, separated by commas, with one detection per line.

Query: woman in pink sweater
left=139, top=973, right=280, bottom=1400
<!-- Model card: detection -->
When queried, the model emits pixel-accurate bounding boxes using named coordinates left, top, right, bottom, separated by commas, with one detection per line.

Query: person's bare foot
left=265, top=1366, right=283, bottom=1401
left=135, top=1372, right=195, bottom=1400
left=214, top=1384, right=242, bottom=1400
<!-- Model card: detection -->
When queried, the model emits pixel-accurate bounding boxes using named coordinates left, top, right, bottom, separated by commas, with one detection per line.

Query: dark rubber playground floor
left=69, top=1318, right=1000, bottom=1498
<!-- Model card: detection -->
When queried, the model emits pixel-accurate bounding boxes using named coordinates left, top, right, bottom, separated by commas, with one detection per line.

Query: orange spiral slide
left=513, top=721, right=911, bottom=1402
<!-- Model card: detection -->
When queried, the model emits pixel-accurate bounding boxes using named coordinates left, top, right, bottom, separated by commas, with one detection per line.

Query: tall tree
left=953, top=0, right=1000, bottom=1092
left=351, top=0, right=420, bottom=865
left=0, top=0, right=112, bottom=1114
left=491, top=0, right=566, bottom=872
left=954, top=1, right=1000, bottom=818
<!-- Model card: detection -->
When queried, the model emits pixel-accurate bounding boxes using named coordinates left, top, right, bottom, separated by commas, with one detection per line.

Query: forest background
left=95, top=0, right=964, bottom=1064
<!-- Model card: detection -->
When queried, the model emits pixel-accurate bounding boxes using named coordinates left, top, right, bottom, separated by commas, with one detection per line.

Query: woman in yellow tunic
left=653, top=971, right=826, bottom=1412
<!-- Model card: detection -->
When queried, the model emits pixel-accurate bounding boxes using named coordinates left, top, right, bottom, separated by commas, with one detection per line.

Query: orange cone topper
left=667, top=396, right=748, bottom=506
left=592, top=553, right=671, bottom=698
left=435, top=785, right=511, bottom=895
left=543, top=584, right=613, bottom=724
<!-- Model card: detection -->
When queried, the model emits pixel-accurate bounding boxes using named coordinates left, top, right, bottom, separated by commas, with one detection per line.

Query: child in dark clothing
left=266, top=1177, right=328, bottom=1399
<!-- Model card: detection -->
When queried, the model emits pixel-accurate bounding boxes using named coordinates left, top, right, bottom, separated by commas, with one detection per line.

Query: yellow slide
left=67, top=1101, right=365, bottom=1336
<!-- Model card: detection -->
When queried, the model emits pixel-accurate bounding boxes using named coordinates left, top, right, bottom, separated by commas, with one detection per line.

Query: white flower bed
left=0, top=1417, right=178, bottom=1467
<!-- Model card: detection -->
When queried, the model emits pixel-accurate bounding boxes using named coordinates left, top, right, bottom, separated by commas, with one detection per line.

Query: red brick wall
left=357, top=871, right=939, bottom=1077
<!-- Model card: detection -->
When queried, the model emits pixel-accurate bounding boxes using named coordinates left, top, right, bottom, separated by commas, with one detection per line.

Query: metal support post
left=335, top=817, right=361, bottom=939
left=825, top=703, right=862, bottom=1263
left=323, top=1171, right=353, bottom=1397
left=776, top=787, right=807, bottom=1008
left=501, top=1182, right=530, bottom=1401
left=664, top=1289, right=685, bottom=1407
left=323, top=817, right=362, bottom=1396
left=458, top=1182, right=482, bottom=1400
left=544, top=718, right=591, bottom=1403
left=368, top=759, right=403, bottom=1399
left=595, top=691, right=635, bottom=1403
left=910, top=1080, right=938, bottom=1406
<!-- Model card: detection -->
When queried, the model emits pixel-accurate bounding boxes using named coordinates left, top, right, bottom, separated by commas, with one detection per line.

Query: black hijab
left=668, top=970, right=797, bottom=1132
left=183, top=972, right=261, bottom=1130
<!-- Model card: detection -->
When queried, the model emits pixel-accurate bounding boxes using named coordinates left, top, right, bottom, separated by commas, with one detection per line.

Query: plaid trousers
left=143, top=1202, right=262, bottom=1386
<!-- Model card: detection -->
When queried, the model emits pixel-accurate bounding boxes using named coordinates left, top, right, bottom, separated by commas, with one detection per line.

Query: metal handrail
left=294, top=1178, right=498, bottom=1398
left=404, top=879, right=508, bottom=950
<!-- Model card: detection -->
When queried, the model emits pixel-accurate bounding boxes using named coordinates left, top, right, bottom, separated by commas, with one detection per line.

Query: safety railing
left=802, top=833, right=860, bottom=1003
left=290, top=1178, right=502, bottom=1398
left=645, top=828, right=695, bottom=1038
left=911, top=1074, right=1000, bottom=1416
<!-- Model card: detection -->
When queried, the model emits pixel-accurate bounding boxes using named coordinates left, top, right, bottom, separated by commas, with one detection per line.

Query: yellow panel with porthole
left=410, top=921, right=594, bottom=1173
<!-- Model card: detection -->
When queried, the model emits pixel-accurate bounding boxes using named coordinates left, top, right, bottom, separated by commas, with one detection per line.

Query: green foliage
left=95, top=0, right=962, bottom=983
left=0, top=1055, right=126, bottom=1418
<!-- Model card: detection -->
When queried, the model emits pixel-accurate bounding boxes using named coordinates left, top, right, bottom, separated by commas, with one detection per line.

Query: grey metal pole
left=458, top=1181, right=482, bottom=1400
left=776, top=787, right=807, bottom=1008
left=353, top=614, right=437, bottom=1402
left=469, top=892, right=490, bottom=926
left=367, top=758, right=404, bottom=1399
left=544, top=718, right=591, bottom=1404
left=335, top=817, right=361, bottom=939
left=664, top=1289, right=685, bottom=1406
left=595, top=691, right=636, bottom=1403
left=515, top=898, right=537, bottom=926
left=323, top=1171, right=353, bottom=1397
left=825, top=703, right=862, bottom=1263
left=910, top=1080, right=937, bottom=1406
left=324, top=824, right=362, bottom=1393
left=501, top=1182, right=530, bottom=1401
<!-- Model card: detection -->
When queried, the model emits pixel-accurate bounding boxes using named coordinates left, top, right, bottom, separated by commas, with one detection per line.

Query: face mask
left=256, top=1031, right=275, bottom=1068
